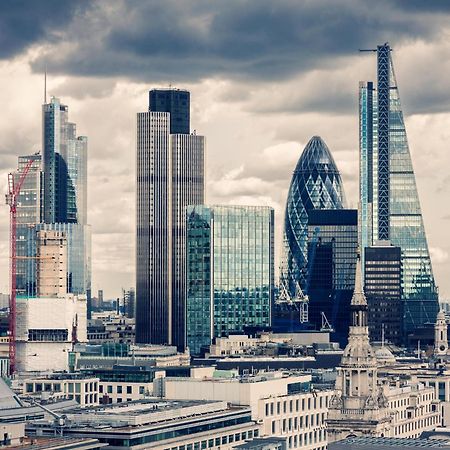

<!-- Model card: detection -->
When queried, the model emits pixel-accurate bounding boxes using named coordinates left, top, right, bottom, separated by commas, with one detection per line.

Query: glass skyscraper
left=307, top=209, right=358, bottom=345
left=42, top=97, right=87, bottom=225
left=186, top=205, right=274, bottom=355
left=359, top=43, right=438, bottom=335
left=14, top=154, right=42, bottom=297
left=280, top=136, right=346, bottom=298
left=136, top=90, right=205, bottom=350
left=12, top=97, right=91, bottom=302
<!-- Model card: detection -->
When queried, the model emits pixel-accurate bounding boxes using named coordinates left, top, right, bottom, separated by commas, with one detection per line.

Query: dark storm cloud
left=24, top=0, right=448, bottom=82
left=0, top=0, right=91, bottom=59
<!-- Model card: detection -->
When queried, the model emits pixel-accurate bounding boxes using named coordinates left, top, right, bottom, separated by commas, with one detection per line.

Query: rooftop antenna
left=44, top=66, right=47, bottom=104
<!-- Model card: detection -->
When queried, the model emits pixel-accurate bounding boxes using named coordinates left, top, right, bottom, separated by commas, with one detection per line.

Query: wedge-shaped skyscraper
left=280, top=136, right=346, bottom=297
left=360, top=43, right=438, bottom=334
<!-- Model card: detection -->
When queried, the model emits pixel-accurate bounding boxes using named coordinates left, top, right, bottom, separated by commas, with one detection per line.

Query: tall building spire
left=359, top=42, right=438, bottom=338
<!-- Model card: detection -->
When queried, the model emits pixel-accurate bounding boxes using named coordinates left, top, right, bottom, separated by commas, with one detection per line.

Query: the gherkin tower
left=280, top=136, right=346, bottom=297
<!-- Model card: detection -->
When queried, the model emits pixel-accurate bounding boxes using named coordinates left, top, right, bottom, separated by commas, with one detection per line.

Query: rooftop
left=5, top=437, right=105, bottom=450
left=329, top=436, right=450, bottom=449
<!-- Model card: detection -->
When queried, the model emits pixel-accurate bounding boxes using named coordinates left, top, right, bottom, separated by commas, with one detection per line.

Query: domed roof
left=295, top=136, right=341, bottom=175
left=341, top=337, right=377, bottom=367
left=437, top=310, right=446, bottom=321
left=375, top=347, right=396, bottom=364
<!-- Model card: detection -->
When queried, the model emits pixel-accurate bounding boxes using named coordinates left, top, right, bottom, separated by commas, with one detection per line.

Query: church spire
left=350, top=251, right=369, bottom=330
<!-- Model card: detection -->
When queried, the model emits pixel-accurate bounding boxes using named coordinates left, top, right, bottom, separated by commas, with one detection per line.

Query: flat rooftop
left=329, top=436, right=450, bottom=449
left=42, top=398, right=249, bottom=429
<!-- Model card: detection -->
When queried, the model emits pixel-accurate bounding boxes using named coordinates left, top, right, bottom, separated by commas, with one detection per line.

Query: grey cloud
left=27, top=0, right=449, bottom=83
left=0, top=0, right=92, bottom=59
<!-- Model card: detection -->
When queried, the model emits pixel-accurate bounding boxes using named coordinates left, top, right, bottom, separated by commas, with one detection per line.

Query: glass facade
left=135, top=102, right=205, bottom=350
left=359, top=43, right=438, bottom=335
left=307, top=209, right=358, bottom=345
left=280, top=136, right=346, bottom=298
left=186, top=205, right=274, bottom=355
left=15, top=154, right=42, bottom=297
left=365, top=243, right=402, bottom=345
left=42, top=97, right=87, bottom=224
left=20, top=223, right=91, bottom=298
left=149, top=89, right=190, bottom=134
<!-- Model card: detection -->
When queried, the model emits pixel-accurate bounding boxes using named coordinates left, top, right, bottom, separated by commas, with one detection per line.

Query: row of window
left=264, top=394, right=329, bottom=416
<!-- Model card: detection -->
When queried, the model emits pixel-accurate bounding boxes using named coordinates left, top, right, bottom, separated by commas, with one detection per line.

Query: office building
left=30, top=222, right=91, bottom=297
left=13, top=154, right=42, bottom=297
left=186, top=205, right=274, bottom=355
left=136, top=90, right=205, bottom=350
left=26, top=399, right=259, bottom=449
left=306, top=209, right=358, bottom=345
left=164, top=371, right=331, bottom=450
left=36, top=230, right=67, bottom=297
left=359, top=43, right=438, bottom=335
left=15, top=294, right=87, bottom=372
left=280, top=136, right=346, bottom=298
left=42, top=97, right=87, bottom=225
left=149, top=88, right=190, bottom=133
left=123, top=287, right=135, bottom=318
left=365, top=242, right=403, bottom=345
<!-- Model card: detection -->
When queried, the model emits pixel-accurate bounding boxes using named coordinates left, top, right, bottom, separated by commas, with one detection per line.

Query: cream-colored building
left=36, top=230, right=68, bottom=297
left=21, top=374, right=99, bottom=407
left=16, top=294, right=87, bottom=373
left=327, top=255, right=440, bottom=441
left=165, top=371, right=331, bottom=450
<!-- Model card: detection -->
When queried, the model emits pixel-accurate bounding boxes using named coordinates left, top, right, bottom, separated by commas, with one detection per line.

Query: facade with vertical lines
left=359, top=43, right=438, bottom=336
left=136, top=102, right=205, bottom=349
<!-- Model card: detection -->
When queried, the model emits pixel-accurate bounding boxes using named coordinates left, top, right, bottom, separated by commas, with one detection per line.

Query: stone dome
left=375, top=347, right=396, bottom=365
left=341, top=336, right=377, bottom=367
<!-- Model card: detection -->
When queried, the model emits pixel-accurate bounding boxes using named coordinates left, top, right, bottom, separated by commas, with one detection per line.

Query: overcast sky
left=1, top=0, right=450, bottom=299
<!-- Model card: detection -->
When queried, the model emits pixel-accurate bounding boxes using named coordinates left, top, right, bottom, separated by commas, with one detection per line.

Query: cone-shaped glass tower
left=280, top=136, right=346, bottom=296
left=360, top=43, right=438, bottom=335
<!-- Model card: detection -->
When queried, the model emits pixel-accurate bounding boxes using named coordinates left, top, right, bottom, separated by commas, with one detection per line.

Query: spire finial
left=44, top=66, right=47, bottom=104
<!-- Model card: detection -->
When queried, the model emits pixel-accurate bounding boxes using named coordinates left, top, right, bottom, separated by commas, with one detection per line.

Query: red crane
left=5, top=158, right=34, bottom=375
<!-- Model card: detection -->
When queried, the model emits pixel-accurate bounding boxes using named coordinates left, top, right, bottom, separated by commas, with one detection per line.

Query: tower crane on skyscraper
left=5, top=158, right=34, bottom=375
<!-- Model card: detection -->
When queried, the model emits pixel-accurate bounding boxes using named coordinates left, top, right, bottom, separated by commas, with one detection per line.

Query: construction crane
left=5, top=158, right=34, bottom=375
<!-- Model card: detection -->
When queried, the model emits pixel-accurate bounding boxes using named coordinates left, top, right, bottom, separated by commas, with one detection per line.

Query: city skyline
left=1, top=2, right=450, bottom=299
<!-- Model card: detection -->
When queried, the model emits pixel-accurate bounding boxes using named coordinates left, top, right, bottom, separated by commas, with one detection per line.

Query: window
left=127, top=386, right=132, bottom=394
left=117, top=386, right=123, bottom=394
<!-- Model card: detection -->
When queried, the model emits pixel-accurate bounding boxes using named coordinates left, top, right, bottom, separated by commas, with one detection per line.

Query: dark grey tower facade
left=149, top=89, right=190, bottom=134
left=136, top=90, right=204, bottom=350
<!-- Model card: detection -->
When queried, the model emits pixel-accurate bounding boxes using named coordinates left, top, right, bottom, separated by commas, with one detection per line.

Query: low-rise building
left=16, top=294, right=87, bottom=373
left=164, top=371, right=331, bottom=450
left=26, top=399, right=260, bottom=449
left=20, top=374, right=99, bottom=407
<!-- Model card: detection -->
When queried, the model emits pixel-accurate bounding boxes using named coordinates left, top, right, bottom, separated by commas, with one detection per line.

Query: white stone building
left=164, top=371, right=331, bottom=450
left=16, top=294, right=87, bottom=373
left=327, top=255, right=440, bottom=441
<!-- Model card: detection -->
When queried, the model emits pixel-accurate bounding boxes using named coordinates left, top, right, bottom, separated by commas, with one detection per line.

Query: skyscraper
left=149, top=89, right=190, bottom=134
left=280, top=136, right=346, bottom=298
left=42, top=97, right=87, bottom=225
left=12, top=97, right=91, bottom=301
left=307, top=209, right=358, bottom=345
left=359, top=43, right=438, bottom=335
left=13, top=154, right=42, bottom=297
left=136, top=90, right=205, bottom=350
left=186, top=205, right=274, bottom=355
left=364, top=242, right=402, bottom=345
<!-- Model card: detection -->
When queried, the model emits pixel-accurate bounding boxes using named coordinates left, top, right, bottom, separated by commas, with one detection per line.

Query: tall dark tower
left=136, top=89, right=204, bottom=350
left=149, top=89, right=190, bottom=134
